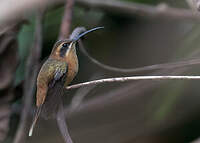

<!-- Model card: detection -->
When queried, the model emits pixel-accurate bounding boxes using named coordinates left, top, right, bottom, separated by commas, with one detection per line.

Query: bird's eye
left=62, top=43, right=68, bottom=47
left=59, top=43, right=69, bottom=57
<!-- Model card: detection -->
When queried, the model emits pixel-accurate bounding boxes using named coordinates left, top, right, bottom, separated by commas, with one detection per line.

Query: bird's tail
left=29, top=106, right=42, bottom=136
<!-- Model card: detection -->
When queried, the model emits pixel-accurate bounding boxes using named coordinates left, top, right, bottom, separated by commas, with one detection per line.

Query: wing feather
left=29, top=59, right=68, bottom=136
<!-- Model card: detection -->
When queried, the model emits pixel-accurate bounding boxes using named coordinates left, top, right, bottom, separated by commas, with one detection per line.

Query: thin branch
left=65, top=39, right=200, bottom=117
left=68, top=27, right=200, bottom=74
left=1, top=0, right=200, bottom=27
left=64, top=48, right=200, bottom=117
left=76, top=0, right=200, bottom=21
left=66, top=76, right=200, bottom=90
left=59, top=0, right=75, bottom=39
left=79, top=40, right=200, bottom=73
left=13, top=11, right=43, bottom=143
left=64, top=68, right=188, bottom=117
left=57, top=103, right=73, bottom=143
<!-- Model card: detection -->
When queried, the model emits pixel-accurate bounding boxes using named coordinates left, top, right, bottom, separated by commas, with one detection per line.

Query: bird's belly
left=65, top=57, right=78, bottom=86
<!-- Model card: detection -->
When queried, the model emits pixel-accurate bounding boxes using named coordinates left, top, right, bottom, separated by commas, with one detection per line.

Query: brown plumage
left=36, top=40, right=78, bottom=107
left=29, top=39, right=78, bottom=136
left=29, top=27, right=104, bottom=141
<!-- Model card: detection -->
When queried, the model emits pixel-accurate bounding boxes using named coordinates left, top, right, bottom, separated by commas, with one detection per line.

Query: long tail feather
left=29, top=106, right=42, bottom=136
left=56, top=103, right=73, bottom=143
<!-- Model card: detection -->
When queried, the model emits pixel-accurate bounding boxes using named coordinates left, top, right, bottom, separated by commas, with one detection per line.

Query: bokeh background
left=1, top=0, right=200, bottom=143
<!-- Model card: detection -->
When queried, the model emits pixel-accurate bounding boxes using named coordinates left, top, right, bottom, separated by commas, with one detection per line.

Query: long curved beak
left=67, top=26, right=104, bottom=54
left=72, top=26, right=104, bottom=42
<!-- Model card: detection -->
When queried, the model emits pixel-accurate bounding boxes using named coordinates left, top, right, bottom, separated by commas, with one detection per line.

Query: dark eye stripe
left=60, top=43, right=69, bottom=57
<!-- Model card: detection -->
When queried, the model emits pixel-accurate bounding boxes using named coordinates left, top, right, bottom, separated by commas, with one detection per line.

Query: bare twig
left=1, top=0, right=200, bottom=28
left=59, top=0, right=75, bottom=39
left=79, top=40, right=200, bottom=73
left=63, top=69, right=184, bottom=118
left=13, top=12, right=43, bottom=143
left=57, top=103, right=73, bottom=143
left=64, top=43, right=200, bottom=118
left=65, top=40, right=200, bottom=118
left=66, top=76, right=200, bottom=90
left=69, top=26, right=200, bottom=74
left=76, top=0, right=200, bottom=21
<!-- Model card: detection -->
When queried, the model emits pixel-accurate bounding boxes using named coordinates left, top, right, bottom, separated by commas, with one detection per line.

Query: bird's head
left=50, top=27, right=104, bottom=61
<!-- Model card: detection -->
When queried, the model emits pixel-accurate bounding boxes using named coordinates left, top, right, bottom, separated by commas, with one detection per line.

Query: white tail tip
left=29, top=126, right=33, bottom=136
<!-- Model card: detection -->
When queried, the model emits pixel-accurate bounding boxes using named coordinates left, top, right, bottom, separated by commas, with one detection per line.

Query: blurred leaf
left=42, top=6, right=64, bottom=56
left=175, top=24, right=200, bottom=59
left=15, top=19, right=35, bottom=85
left=152, top=81, right=185, bottom=122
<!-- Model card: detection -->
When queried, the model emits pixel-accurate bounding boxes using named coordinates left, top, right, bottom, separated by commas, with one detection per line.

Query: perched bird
left=29, top=27, right=104, bottom=140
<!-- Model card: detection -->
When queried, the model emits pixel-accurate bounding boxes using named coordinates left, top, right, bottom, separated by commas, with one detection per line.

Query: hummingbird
left=29, top=27, right=104, bottom=140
